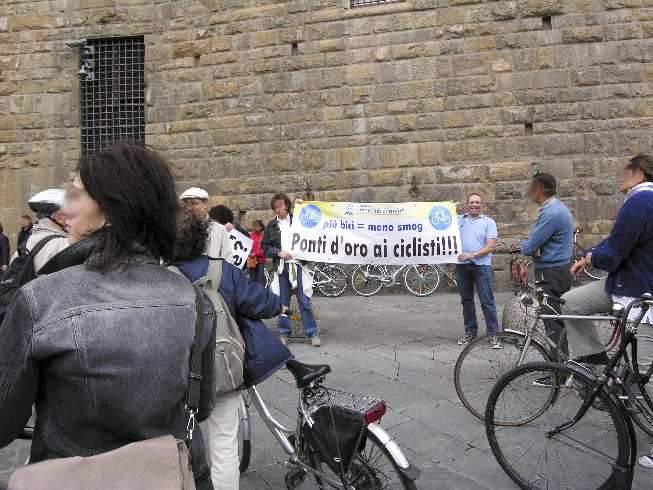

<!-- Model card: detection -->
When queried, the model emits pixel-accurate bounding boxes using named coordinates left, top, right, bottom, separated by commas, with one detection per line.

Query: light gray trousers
left=561, top=278, right=653, bottom=380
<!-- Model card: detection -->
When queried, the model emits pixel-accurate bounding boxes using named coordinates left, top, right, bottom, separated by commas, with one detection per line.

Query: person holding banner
left=210, top=205, right=250, bottom=270
left=261, top=193, right=321, bottom=347
left=180, top=187, right=234, bottom=264
left=455, top=193, right=501, bottom=349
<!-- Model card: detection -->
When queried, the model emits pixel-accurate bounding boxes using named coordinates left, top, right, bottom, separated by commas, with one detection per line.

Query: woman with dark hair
left=559, top=155, right=653, bottom=468
left=0, top=141, right=217, bottom=489
left=172, top=209, right=292, bottom=490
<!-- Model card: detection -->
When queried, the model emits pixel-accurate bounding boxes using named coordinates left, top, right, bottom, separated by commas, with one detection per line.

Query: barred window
left=350, top=0, right=405, bottom=8
left=80, top=37, right=146, bottom=155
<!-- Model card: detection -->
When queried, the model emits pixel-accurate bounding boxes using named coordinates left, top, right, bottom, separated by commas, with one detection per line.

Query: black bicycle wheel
left=620, top=365, right=653, bottom=437
left=486, top=362, right=633, bottom=490
left=314, top=264, right=348, bottom=298
left=454, top=331, right=552, bottom=422
left=304, top=429, right=417, bottom=489
left=238, top=394, right=252, bottom=473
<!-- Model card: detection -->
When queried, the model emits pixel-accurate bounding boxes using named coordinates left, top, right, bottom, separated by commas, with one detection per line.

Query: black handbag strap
left=186, top=285, right=204, bottom=414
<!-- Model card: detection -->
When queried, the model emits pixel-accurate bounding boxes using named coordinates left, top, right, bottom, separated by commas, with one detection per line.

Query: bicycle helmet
left=28, top=189, right=66, bottom=217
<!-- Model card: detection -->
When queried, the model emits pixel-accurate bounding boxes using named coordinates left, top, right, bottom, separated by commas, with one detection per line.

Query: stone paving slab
left=2, top=291, right=653, bottom=489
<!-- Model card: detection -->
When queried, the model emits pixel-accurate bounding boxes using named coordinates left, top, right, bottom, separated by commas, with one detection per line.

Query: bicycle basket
left=301, top=388, right=385, bottom=477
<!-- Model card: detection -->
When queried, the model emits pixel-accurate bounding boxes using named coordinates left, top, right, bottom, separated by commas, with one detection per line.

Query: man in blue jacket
left=521, top=172, right=574, bottom=371
left=559, top=155, right=653, bottom=469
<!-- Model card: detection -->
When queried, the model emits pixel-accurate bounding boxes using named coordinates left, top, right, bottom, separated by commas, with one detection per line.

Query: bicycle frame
left=241, top=384, right=411, bottom=488
left=541, top=297, right=653, bottom=483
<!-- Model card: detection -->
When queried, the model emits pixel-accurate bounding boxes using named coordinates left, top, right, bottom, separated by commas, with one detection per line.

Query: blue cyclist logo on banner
left=299, top=203, right=322, bottom=228
left=429, top=205, right=453, bottom=231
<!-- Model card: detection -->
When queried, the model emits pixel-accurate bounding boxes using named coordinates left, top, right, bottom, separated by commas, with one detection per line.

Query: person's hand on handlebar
left=571, top=251, right=592, bottom=278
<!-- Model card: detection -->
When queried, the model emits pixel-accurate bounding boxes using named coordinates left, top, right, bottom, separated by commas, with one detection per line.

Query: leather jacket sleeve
left=261, top=222, right=280, bottom=259
left=0, top=289, right=39, bottom=448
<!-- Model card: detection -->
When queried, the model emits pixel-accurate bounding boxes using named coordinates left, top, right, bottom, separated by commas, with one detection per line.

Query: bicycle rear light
left=365, top=401, right=387, bottom=424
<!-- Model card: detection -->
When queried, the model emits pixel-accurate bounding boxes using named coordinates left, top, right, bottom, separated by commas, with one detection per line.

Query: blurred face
left=466, top=195, right=483, bottom=217
left=63, top=175, right=106, bottom=241
left=528, top=179, right=545, bottom=203
left=183, top=198, right=209, bottom=220
left=619, top=165, right=646, bottom=194
left=252, top=221, right=263, bottom=233
left=273, top=199, right=289, bottom=220
left=19, top=216, right=31, bottom=229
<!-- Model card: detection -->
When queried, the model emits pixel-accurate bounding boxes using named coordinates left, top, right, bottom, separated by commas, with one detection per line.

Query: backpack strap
left=204, top=258, right=224, bottom=290
left=186, top=284, right=205, bottom=415
left=23, top=234, right=59, bottom=258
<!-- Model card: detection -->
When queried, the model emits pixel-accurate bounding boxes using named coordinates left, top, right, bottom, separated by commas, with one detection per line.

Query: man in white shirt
left=180, top=187, right=233, bottom=263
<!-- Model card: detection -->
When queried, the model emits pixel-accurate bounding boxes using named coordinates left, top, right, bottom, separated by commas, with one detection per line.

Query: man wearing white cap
left=180, top=187, right=234, bottom=263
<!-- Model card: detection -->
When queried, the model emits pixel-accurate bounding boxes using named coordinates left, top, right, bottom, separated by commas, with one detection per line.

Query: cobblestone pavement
left=2, top=292, right=653, bottom=489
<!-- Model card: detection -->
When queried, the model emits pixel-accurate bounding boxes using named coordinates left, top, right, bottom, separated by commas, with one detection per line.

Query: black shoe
left=532, top=376, right=552, bottom=388
left=575, top=352, right=610, bottom=365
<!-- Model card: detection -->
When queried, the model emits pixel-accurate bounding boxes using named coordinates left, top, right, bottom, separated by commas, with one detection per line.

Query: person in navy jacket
left=561, top=155, right=653, bottom=469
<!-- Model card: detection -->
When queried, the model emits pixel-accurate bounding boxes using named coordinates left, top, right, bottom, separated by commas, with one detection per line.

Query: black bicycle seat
left=286, top=360, right=331, bottom=388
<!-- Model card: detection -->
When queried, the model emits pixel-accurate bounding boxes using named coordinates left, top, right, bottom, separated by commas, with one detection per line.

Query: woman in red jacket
left=248, top=219, right=267, bottom=286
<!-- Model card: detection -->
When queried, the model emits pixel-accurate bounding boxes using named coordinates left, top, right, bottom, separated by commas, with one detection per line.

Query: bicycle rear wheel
left=304, top=429, right=417, bottom=489
left=584, top=265, right=609, bottom=281
left=314, top=263, right=347, bottom=298
left=351, top=265, right=386, bottom=297
left=403, top=264, right=440, bottom=297
left=454, top=331, right=552, bottom=422
left=486, top=362, right=633, bottom=490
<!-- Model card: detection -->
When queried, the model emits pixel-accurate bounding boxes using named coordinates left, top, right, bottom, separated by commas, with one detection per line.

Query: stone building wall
left=1, top=0, right=652, bottom=266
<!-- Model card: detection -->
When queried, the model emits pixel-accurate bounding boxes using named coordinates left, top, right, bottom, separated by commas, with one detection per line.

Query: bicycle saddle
left=286, top=360, right=331, bottom=388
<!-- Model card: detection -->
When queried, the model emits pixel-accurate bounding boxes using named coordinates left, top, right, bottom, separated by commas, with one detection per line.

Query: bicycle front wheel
left=314, top=263, right=348, bottom=298
left=351, top=265, right=386, bottom=297
left=454, top=331, right=552, bottom=422
left=486, top=362, right=633, bottom=490
left=305, top=429, right=417, bottom=489
left=403, top=264, right=440, bottom=297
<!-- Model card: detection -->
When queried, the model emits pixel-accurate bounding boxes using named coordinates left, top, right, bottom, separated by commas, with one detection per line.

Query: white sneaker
left=310, top=336, right=322, bottom=348
left=279, top=335, right=289, bottom=346
left=639, top=454, right=653, bottom=469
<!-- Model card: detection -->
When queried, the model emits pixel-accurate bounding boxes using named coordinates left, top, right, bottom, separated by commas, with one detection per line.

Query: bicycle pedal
left=284, top=467, right=305, bottom=490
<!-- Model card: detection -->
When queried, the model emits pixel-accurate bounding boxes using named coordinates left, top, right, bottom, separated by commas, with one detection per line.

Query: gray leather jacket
left=0, top=253, right=216, bottom=481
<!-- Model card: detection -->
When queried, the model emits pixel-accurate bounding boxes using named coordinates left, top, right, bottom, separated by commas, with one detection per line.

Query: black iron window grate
left=80, top=37, right=146, bottom=155
left=350, top=0, right=405, bottom=8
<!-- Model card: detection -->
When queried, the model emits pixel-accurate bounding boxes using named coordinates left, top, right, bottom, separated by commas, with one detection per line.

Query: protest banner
left=228, top=229, right=254, bottom=268
left=289, top=201, right=461, bottom=265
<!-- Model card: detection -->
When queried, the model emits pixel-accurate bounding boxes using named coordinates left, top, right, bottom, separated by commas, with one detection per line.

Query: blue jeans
left=455, top=264, right=499, bottom=337
left=248, top=263, right=266, bottom=286
left=277, top=264, right=318, bottom=338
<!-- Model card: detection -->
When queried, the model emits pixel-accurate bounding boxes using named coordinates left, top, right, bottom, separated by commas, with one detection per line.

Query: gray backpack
left=169, top=260, right=245, bottom=396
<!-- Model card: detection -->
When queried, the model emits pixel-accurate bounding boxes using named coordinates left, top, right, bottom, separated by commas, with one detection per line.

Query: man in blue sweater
left=521, top=172, right=574, bottom=370
left=559, top=155, right=653, bottom=469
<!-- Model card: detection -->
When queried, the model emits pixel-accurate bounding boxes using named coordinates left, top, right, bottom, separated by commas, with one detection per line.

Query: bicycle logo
left=428, top=206, right=453, bottom=231
left=298, top=204, right=322, bottom=228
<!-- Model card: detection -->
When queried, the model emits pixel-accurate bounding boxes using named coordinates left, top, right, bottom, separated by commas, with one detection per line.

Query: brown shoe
left=310, top=336, right=322, bottom=348
left=279, top=335, right=289, bottom=346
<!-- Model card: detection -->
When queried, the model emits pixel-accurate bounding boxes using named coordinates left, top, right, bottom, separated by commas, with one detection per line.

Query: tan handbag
left=8, top=286, right=206, bottom=490
left=246, top=256, right=256, bottom=268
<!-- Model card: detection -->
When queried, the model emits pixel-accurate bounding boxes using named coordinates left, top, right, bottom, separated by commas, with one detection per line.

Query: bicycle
left=454, top=284, right=623, bottom=421
left=484, top=294, right=653, bottom=489
left=266, top=263, right=348, bottom=298
left=573, top=227, right=609, bottom=280
left=498, top=240, right=532, bottom=294
left=430, top=210, right=451, bottom=226
left=300, top=209, right=320, bottom=224
left=350, top=264, right=446, bottom=297
left=236, top=359, right=420, bottom=489
left=310, top=262, right=348, bottom=298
